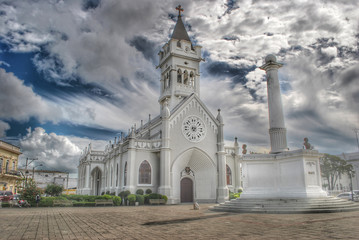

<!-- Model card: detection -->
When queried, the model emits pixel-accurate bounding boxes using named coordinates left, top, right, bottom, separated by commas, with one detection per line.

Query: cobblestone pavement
left=1, top=204, right=358, bottom=239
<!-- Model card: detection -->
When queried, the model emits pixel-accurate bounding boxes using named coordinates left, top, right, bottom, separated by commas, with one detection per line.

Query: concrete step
left=210, top=197, right=359, bottom=214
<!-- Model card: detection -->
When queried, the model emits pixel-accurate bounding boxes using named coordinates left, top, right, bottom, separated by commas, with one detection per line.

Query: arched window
left=165, top=73, right=169, bottom=88
left=124, top=162, right=127, bottom=186
left=177, top=40, right=181, bottom=48
left=12, top=161, right=15, bottom=171
left=116, top=164, right=119, bottom=187
left=139, top=160, right=151, bottom=184
left=177, top=69, right=182, bottom=83
left=190, top=71, right=194, bottom=86
left=0, top=158, right=3, bottom=172
left=168, top=73, right=171, bottom=87
left=183, top=70, right=188, bottom=84
left=226, top=164, right=232, bottom=185
left=110, top=165, right=113, bottom=186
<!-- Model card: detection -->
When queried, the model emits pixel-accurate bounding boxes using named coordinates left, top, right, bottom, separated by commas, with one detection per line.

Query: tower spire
left=171, top=5, right=191, bottom=42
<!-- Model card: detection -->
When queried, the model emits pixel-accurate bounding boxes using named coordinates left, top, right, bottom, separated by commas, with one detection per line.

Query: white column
left=82, top=164, right=91, bottom=195
left=159, top=100, right=172, bottom=198
left=260, top=55, right=288, bottom=153
left=126, top=128, right=137, bottom=194
left=216, top=109, right=229, bottom=203
left=233, top=137, right=240, bottom=191
left=85, top=164, right=90, bottom=188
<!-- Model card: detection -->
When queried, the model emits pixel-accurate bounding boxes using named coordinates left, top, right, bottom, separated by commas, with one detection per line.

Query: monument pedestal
left=240, top=149, right=327, bottom=199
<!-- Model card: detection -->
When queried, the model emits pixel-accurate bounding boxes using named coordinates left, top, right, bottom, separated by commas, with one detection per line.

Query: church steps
left=210, top=198, right=359, bottom=214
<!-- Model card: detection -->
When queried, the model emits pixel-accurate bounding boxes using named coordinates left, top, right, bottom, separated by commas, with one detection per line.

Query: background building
left=0, top=140, right=21, bottom=193
left=340, top=152, right=359, bottom=190
left=19, top=169, right=77, bottom=190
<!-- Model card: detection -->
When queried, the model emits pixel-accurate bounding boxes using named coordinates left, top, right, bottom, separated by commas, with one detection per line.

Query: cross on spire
left=176, top=5, right=184, bottom=17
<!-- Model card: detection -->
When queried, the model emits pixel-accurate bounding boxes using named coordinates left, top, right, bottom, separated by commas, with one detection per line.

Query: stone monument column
left=260, top=55, right=288, bottom=153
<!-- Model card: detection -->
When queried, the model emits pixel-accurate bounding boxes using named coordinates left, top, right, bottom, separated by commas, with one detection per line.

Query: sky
left=0, top=0, right=358, bottom=173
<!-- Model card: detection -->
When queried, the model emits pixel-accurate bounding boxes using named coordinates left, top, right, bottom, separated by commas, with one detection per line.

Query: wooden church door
left=180, top=178, right=193, bottom=203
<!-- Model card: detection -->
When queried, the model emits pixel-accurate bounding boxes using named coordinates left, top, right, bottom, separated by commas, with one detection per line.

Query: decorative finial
left=176, top=5, right=184, bottom=17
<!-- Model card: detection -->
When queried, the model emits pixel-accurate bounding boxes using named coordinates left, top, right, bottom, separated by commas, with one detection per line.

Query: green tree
left=17, top=178, right=43, bottom=206
left=45, top=184, right=64, bottom=196
left=320, top=154, right=354, bottom=190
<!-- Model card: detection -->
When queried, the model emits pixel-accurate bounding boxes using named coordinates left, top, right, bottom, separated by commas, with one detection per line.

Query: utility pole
left=354, top=129, right=359, bottom=151
left=25, top=157, right=38, bottom=185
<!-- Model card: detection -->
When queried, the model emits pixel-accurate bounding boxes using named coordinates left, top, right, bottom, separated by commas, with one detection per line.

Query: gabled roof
left=171, top=16, right=191, bottom=43
left=169, top=93, right=220, bottom=128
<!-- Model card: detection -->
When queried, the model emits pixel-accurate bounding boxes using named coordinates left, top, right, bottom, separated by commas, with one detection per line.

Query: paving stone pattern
left=0, top=204, right=358, bottom=239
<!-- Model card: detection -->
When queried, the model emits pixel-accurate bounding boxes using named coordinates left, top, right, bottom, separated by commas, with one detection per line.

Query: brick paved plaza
left=1, top=204, right=358, bottom=239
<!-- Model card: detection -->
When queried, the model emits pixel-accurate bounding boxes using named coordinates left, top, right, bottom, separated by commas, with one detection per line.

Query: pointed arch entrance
left=180, top=177, right=193, bottom=202
left=91, top=167, right=102, bottom=196
left=172, top=148, right=216, bottom=204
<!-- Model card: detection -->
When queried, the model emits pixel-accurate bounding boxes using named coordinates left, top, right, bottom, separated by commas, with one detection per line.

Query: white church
left=77, top=7, right=242, bottom=204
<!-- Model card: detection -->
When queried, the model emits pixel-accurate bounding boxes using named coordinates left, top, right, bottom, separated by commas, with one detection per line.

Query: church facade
left=77, top=9, right=242, bottom=204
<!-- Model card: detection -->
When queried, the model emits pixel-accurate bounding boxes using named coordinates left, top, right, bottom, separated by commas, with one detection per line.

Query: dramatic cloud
left=0, top=68, right=61, bottom=123
left=19, top=127, right=107, bottom=173
left=0, top=120, right=10, bottom=138
left=0, top=0, right=358, bottom=160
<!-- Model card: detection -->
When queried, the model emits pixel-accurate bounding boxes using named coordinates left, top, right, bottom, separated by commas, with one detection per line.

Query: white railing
left=135, top=140, right=162, bottom=150
left=225, top=147, right=235, bottom=155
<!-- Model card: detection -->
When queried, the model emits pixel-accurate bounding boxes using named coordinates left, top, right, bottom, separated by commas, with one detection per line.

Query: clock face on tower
left=182, top=116, right=206, bottom=142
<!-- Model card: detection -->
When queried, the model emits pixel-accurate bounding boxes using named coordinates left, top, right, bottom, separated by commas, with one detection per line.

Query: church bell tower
left=158, top=5, right=203, bottom=112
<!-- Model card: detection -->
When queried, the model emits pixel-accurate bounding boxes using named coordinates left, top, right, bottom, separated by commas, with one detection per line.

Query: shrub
left=136, top=189, right=144, bottom=195
left=96, top=194, right=112, bottom=200
left=144, top=194, right=150, bottom=204
left=145, top=189, right=152, bottom=194
left=144, top=193, right=162, bottom=205
left=73, top=202, right=96, bottom=207
left=119, top=190, right=131, bottom=199
left=229, top=192, right=241, bottom=200
left=45, top=184, right=64, bottom=197
left=161, top=195, right=168, bottom=203
left=148, top=193, right=162, bottom=199
left=1, top=202, right=10, bottom=208
left=64, top=195, right=84, bottom=202
left=127, top=194, right=136, bottom=205
left=136, top=194, right=144, bottom=205
left=112, top=196, right=122, bottom=206
left=38, top=197, right=56, bottom=207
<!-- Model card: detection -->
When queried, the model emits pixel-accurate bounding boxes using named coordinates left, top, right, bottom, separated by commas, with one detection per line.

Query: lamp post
left=32, top=164, right=43, bottom=181
left=25, top=157, right=38, bottom=185
left=349, top=170, right=354, bottom=201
